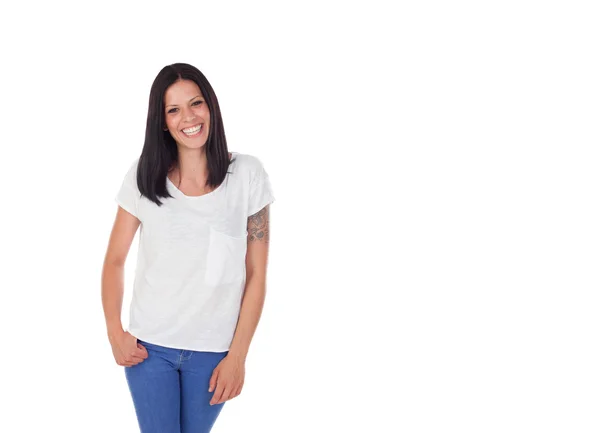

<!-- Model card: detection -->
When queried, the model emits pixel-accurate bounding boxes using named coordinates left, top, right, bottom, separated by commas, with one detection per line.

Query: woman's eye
left=167, top=108, right=178, bottom=114
left=192, top=100, right=202, bottom=106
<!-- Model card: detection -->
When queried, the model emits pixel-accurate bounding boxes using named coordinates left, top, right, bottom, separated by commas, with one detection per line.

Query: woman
left=101, top=63, right=275, bottom=432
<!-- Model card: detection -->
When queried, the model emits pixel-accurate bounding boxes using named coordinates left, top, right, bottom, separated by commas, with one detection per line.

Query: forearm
left=101, top=261, right=126, bottom=339
left=228, top=273, right=267, bottom=361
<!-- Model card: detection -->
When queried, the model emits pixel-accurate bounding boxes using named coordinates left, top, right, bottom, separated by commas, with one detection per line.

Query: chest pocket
left=205, top=226, right=247, bottom=286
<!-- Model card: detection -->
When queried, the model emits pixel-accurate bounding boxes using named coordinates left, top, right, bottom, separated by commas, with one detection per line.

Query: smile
left=182, top=124, right=203, bottom=137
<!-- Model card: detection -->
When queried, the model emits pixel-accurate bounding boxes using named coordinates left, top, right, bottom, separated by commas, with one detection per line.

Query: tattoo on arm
left=248, top=206, right=270, bottom=242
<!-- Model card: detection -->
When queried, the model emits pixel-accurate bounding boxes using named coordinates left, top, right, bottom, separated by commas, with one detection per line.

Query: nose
left=182, top=106, right=197, bottom=123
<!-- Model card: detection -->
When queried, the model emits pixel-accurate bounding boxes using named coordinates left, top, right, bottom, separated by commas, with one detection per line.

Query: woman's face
left=163, top=79, right=210, bottom=149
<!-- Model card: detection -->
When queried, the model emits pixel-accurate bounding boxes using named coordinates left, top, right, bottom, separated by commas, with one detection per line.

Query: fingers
left=225, top=383, right=243, bottom=403
left=208, top=372, right=217, bottom=393
left=136, top=345, right=148, bottom=358
left=117, top=347, right=148, bottom=367
left=211, top=381, right=244, bottom=405
left=222, top=382, right=243, bottom=403
left=111, top=335, right=149, bottom=367
left=118, top=357, right=142, bottom=367
left=219, top=384, right=233, bottom=405
left=118, top=358, right=143, bottom=367
left=129, top=355, right=145, bottom=363
left=210, top=380, right=225, bottom=405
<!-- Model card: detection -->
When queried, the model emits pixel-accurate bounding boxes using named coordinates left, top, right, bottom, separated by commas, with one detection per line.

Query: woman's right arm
left=101, top=206, right=147, bottom=366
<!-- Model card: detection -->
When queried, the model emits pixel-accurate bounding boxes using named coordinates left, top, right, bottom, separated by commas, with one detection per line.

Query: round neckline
left=167, top=152, right=236, bottom=200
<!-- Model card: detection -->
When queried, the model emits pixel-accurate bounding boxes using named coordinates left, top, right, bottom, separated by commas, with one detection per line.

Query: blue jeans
left=124, top=339, right=229, bottom=433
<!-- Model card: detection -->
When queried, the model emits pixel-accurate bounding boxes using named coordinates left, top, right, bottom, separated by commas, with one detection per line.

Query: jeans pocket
left=205, top=226, right=247, bottom=286
left=138, top=339, right=159, bottom=349
left=137, top=339, right=150, bottom=348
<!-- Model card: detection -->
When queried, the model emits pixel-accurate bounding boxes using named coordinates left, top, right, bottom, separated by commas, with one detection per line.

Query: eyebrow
left=165, top=95, right=202, bottom=108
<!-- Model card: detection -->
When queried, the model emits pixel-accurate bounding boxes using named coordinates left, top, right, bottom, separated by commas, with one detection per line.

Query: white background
left=1, top=1, right=598, bottom=432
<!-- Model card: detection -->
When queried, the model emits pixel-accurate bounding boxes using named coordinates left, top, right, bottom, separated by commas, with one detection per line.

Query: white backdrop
left=1, top=1, right=598, bottom=432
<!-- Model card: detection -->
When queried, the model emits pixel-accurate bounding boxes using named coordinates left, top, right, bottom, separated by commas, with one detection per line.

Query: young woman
left=101, top=63, right=275, bottom=432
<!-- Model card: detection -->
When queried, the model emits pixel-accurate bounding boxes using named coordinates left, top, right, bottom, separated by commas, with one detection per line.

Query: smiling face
left=163, top=79, right=210, bottom=149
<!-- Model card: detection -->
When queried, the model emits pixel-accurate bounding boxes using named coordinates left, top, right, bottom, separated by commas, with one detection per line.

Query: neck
left=172, top=147, right=208, bottom=183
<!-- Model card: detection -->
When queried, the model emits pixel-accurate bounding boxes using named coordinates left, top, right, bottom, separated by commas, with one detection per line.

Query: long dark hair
left=135, top=63, right=234, bottom=206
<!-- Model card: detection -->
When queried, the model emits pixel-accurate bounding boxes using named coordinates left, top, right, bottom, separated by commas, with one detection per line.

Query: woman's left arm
left=230, top=204, right=271, bottom=358
left=209, top=205, right=271, bottom=405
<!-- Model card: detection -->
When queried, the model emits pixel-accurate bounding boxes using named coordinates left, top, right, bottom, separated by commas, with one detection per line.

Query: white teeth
left=183, top=124, right=202, bottom=134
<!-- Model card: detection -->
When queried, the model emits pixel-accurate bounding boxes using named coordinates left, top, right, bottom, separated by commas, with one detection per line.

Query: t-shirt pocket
left=205, top=226, right=247, bottom=286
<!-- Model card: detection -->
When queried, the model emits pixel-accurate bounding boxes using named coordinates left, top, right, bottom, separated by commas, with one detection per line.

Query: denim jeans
left=124, top=339, right=229, bottom=433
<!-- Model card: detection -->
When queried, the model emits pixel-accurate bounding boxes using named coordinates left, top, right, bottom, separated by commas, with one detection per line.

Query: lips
left=182, top=124, right=202, bottom=137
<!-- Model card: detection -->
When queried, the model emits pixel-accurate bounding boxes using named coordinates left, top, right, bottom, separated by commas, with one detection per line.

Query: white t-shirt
left=114, top=151, right=275, bottom=352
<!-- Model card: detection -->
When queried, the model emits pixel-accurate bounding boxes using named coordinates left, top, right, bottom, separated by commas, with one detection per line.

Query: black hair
left=135, top=63, right=234, bottom=206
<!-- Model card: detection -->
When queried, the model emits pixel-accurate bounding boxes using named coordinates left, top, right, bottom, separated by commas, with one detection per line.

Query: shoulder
left=232, top=152, right=264, bottom=171
left=120, top=156, right=141, bottom=187
left=234, top=152, right=264, bottom=182
left=232, top=152, right=267, bottom=179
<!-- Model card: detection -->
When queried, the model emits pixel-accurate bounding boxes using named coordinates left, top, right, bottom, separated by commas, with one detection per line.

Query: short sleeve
left=247, top=157, right=275, bottom=217
left=115, top=159, right=141, bottom=218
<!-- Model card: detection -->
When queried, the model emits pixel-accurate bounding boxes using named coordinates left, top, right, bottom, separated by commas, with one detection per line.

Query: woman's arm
left=209, top=205, right=272, bottom=404
left=228, top=204, right=272, bottom=361
left=101, top=207, right=147, bottom=366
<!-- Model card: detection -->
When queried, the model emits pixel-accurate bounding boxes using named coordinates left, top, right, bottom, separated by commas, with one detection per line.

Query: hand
left=108, top=330, right=148, bottom=367
left=208, top=354, right=245, bottom=405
